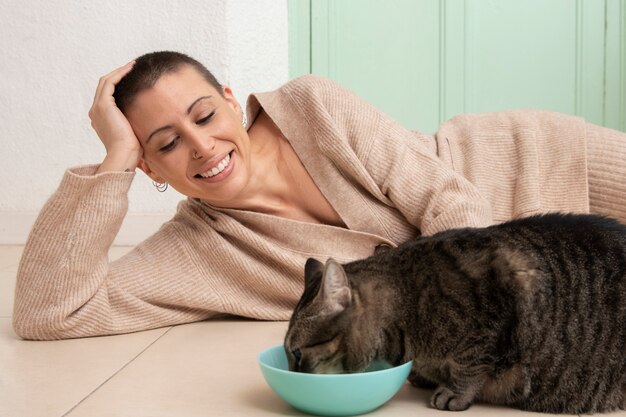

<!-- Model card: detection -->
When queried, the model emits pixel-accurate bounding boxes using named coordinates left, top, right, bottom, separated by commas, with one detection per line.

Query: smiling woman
left=12, top=50, right=626, bottom=340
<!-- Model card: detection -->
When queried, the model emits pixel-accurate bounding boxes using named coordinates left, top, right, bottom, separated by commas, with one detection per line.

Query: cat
left=284, top=213, right=626, bottom=413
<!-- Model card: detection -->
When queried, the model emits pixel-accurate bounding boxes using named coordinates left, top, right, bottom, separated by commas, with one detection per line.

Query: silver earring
left=152, top=180, right=168, bottom=192
left=242, top=111, right=247, bottom=128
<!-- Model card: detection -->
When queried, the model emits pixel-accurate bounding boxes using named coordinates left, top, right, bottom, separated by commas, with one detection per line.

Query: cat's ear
left=320, top=258, right=352, bottom=313
left=304, top=258, right=324, bottom=288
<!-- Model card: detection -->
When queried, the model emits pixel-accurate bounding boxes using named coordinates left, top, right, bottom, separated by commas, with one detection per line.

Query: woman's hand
left=89, top=61, right=143, bottom=173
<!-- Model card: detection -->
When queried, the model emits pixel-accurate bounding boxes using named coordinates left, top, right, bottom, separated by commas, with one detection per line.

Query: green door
left=289, top=0, right=626, bottom=133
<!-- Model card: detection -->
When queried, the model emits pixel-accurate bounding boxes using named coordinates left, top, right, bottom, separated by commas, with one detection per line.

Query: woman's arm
left=370, top=116, right=494, bottom=235
left=12, top=166, right=217, bottom=340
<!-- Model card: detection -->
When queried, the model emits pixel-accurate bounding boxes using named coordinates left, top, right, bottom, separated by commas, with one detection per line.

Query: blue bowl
left=258, top=345, right=412, bottom=416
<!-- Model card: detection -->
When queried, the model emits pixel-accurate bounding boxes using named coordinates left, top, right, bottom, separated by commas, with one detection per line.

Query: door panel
left=289, top=0, right=625, bottom=133
left=312, top=0, right=441, bottom=132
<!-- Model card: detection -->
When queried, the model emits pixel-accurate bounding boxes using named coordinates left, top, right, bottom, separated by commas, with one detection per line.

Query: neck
left=217, top=110, right=296, bottom=213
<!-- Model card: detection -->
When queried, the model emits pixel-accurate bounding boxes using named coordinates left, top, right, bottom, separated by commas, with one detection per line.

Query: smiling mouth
left=195, top=151, right=233, bottom=179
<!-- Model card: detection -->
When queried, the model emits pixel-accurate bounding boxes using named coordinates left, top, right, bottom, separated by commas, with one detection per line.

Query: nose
left=185, top=128, right=215, bottom=160
left=292, top=349, right=302, bottom=371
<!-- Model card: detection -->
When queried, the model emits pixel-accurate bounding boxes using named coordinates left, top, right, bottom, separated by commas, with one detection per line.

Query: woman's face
left=126, top=65, right=251, bottom=205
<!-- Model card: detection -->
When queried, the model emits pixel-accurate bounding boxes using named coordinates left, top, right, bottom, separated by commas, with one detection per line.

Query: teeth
left=199, top=154, right=230, bottom=178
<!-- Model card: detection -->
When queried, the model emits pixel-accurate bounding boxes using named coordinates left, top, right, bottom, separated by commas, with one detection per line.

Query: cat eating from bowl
left=284, top=213, right=626, bottom=413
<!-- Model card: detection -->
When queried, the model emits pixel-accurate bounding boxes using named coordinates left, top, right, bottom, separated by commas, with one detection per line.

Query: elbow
left=12, top=318, right=42, bottom=340
left=12, top=307, right=78, bottom=340
left=12, top=289, right=101, bottom=340
left=12, top=304, right=112, bottom=340
left=12, top=314, right=61, bottom=341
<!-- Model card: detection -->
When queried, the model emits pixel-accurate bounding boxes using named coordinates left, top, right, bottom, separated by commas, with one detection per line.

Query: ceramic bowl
left=258, top=344, right=412, bottom=416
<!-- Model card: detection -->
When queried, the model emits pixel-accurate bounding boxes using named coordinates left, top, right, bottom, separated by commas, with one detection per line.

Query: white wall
left=0, top=0, right=289, bottom=244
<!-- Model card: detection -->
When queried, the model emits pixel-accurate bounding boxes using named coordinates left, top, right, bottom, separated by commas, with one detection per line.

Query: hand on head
left=89, top=61, right=143, bottom=173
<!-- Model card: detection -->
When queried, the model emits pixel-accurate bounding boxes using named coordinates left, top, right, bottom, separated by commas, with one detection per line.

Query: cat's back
left=429, top=212, right=626, bottom=249
left=492, top=213, right=626, bottom=296
left=497, top=212, right=626, bottom=247
left=423, top=213, right=626, bottom=326
left=412, top=213, right=626, bottom=281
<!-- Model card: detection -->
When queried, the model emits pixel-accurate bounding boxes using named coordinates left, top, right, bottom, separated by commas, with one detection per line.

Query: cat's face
left=284, top=258, right=357, bottom=374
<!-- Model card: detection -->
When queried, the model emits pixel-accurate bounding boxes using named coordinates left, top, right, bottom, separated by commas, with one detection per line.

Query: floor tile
left=0, top=245, right=24, bottom=269
left=108, top=246, right=135, bottom=261
left=0, top=266, right=17, bottom=317
left=0, top=319, right=170, bottom=417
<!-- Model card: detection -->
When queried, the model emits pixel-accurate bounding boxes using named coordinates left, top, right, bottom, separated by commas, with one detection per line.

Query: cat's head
left=284, top=257, right=371, bottom=374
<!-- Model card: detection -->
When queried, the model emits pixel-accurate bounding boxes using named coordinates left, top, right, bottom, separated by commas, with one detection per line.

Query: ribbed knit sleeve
left=370, top=115, right=494, bottom=235
left=12, top=166, right=217, bottom=340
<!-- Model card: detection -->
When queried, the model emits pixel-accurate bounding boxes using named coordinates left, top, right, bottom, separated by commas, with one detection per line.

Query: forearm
left=13, top=165, right=134, bottom=339
left=385, top=147, right=493, bottom=235
left=367, top=121, right=493, bottom=235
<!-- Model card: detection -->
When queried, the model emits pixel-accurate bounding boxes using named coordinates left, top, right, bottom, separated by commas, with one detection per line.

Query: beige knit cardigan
left=13, top=75, right=588, bottom=340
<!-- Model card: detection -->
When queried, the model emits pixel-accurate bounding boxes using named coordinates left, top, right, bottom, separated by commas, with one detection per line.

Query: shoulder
left=281, top=74, right=344, bottom=93
left=250, top=75, right=358, bottom=125
left=439, top=109, right=585, bottom=135
left=278, top=75, right=365, bottom=109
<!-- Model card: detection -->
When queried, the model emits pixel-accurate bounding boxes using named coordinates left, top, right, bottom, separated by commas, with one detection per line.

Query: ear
left=137, top=159, right=165, bottom=183
left=320, top=258, right=352, bottom=313
left=304, top=258, right=324, bottom=288
left=221, top=85, right=244, bottom=115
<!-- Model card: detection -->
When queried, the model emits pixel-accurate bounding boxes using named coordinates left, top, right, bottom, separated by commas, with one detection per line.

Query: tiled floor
left=1, top=245, right=625, bottom=417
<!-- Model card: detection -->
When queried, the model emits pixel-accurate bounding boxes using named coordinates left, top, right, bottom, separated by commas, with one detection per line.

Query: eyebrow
left=146, top=95, right=213, bottom=143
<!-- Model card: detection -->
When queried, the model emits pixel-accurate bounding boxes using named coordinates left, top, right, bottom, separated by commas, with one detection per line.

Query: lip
left=194, top=151, right=234, bottom=183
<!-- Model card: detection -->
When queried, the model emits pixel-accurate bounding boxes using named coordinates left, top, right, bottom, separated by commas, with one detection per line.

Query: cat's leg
left=430, top=376, right=487, bottom=411
left=477, top=364, right=530, bottom=406
left=586, top=122, right=626, bottom=224
left=409, top=361, right=481, bottom=409
left=429, top=362, right=489, bottom=411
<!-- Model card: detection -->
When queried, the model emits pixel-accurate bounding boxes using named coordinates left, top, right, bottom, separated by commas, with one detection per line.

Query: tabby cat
left=284, top=213, right=626, bottom=413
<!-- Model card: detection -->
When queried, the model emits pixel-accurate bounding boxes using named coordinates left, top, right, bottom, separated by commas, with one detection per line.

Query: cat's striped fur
left=284, top=213, right=626, bottom=413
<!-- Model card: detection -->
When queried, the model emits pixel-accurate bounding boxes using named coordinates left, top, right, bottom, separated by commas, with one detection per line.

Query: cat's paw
left=430, top=387, right=472, bottom=411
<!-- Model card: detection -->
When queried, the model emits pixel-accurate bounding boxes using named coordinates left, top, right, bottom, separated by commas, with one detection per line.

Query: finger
left=105, top=60, right=136, bottom=86
left=93, top=61, right=136, bottom=105
left=94, top=60, right=135, bottom=100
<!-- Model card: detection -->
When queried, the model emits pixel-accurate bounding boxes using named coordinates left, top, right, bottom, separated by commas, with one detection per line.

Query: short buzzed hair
left=113, top=51, right=223, bottom=113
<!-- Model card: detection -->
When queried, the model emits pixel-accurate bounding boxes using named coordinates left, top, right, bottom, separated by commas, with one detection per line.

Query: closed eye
left=160, top=137, right=180, bottom=153
left=307, top=336, right=338, bottom=349
left=197, top=111, right=215, bottom=125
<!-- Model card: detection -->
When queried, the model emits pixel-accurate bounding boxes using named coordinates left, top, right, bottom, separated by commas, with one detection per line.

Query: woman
left=13, top=51, right=626, bottom=340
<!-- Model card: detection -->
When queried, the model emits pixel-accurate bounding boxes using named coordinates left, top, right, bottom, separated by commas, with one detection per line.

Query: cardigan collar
left=245, top=85, right=396, bottom=240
